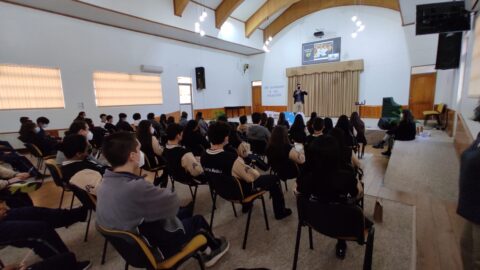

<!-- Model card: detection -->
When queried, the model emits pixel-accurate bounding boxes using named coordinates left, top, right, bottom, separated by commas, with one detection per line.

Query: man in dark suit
left=293, top=83, right=308, bottom=113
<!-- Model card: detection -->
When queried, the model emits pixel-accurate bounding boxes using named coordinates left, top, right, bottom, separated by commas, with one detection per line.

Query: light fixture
left=195, top=22, right=200, bottom=33
left=201, top=11, right=207, bottom=18
left=263, top=45, right=270, bottom=52
left=356, top=21, right=362, bottom=27
left=358, top=25, right=365, bottom=32
left=268, top=36, right=273, bottom=42
left=351, top=32, right=358, bottom=38
left=351, top=16, right=357, bottom=22
left=200, top=30, right=205, bottom=37
left=265, top=40, right=270, bottom=45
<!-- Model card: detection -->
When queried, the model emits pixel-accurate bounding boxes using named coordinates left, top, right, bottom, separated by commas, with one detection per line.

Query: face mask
left=134, top=120, right=140, bottom=126
left=150, top=127, right=155, bottom=134
left=138, top=151, right=145, bottom=168
left=34, top=127, right=41, bottom=133
left=87, top=131, right=94, bottom=141
left=42, top=124, right=48, bottom=129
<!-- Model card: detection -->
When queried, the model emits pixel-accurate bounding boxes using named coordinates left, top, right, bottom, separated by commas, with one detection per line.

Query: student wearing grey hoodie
left=96, top=132, right=229, bottom=267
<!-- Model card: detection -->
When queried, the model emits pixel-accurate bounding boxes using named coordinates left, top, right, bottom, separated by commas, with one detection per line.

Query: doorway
left=251, top=81, right=262, bottom=113
left=408, top=72, right=436, bottom=119
left=178, top=77, right=193, bottom=119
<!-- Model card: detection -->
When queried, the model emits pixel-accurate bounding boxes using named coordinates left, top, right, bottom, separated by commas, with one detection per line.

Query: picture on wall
left=302, top=37, right=341, bottom=65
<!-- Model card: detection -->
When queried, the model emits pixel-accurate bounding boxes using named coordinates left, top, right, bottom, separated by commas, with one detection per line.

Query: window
left=177, top=77, right=192, bottom=105
left=93, top=71, right=163, bottom=107
left=0, top=64, right=65, bottom=110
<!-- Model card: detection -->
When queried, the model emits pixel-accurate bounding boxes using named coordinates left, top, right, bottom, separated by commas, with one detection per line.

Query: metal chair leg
left=101, top=239, right=108, bottom=264
left=69, top=193, right=75, bottom=210
left=242, top=205, right=254, bottom=249
left=58, top=189, right=65, bottom=209
left=308, top=227, right=313, bottom=250
left=124, top=262, right=128, bottom=270
left=231, top=202, right=237, bottom=217
left=260, top=196, right=269, bottom=230
left=292, top=222, right=302, bottom=270
left=195, top=254, right=206, bottom=270
left=284, top=180, right=288, bottom=191
left=209, top=194, right=217, bottom=230
left=84, top=210, right=92, bottom=242
left=363, top=227, right=375, bottom=270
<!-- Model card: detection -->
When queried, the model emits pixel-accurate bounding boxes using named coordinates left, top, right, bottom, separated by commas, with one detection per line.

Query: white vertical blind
left=94, top=71, right=163, bottom=106
left=0, top=64, right=65, bottom=110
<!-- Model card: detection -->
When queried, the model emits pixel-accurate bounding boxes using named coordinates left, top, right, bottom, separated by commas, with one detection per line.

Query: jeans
left=139, top=207, right=219, bottom=259
left=26, top=252, right=78, bottom=270
left=242, top=174, right=287, bottom=218
left=0, top=190, right=33, bottom=208
left=0, top=206, right=86, bottom=259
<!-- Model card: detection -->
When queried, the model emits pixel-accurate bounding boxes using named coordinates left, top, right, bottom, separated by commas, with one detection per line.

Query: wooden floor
left=26, top=144, right=465, bottom=270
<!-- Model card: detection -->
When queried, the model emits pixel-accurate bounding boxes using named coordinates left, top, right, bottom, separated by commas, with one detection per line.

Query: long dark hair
left=306, top=135, right=340, bottom=178
left=291, top=114, right=305, bottom=130
left=136, top=120, right=154, bottom=156
left=401, top=109, right=414, bottom=124
left=278, top=112, right=286, bottom=124
left=18, top=121, right=36, bottom=142
left=323, top=117, right=334, bottom=134
left=335, top=115, right=350, bottom=134
left=265, top=117, right=275, bottom=132
left=266, top=126, right=290, bottom=168
left=181, top=120, right=199, bottom=147
left=350, top=112, right=364, bottom=130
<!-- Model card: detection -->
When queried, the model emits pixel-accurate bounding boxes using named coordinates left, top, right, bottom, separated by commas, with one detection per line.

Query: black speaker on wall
left=195, top=67, right=205, bottom=90
left=435, top=32, right=462, bottom=70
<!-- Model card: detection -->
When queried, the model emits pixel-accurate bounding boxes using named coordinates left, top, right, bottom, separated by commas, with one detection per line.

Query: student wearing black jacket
left=18, top=121, right=58, bottom=156
left=116, top=113, right=134, bottom=132
left=382, top=110, right=416, bottom=156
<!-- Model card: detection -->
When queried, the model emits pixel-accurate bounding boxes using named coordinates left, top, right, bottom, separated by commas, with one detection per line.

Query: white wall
left=260, top=6, right=412, bottom=106
left=0, top=2, right=252, bottom=133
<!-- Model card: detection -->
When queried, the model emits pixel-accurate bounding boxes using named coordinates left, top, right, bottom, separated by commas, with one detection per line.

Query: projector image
left=314, top=31, right=325, bottom=38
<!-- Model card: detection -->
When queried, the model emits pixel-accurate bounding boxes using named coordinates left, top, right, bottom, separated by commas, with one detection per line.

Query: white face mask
left=138, top=151, right=145, bottom=168
left=87, top=131, right=94, bottom=141
left=42, top=124, right=48, bottom=129
left=134, top=120, right=140, bottom=126
left=150, top=126, right=155, bottom=134
left=34, top=127, right=41, bottom=133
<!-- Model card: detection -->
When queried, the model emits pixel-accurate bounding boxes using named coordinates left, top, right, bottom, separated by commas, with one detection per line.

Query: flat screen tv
left=416, top=1, right=471, bottom=35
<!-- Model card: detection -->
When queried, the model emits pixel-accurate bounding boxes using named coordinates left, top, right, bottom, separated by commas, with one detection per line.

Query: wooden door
left=409, top=73, right=436, bottom=119
left=252, top=86, right=262, bottom=113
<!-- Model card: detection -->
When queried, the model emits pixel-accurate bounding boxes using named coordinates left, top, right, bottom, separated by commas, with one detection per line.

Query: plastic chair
left=44, top=159, right=75, bottom=209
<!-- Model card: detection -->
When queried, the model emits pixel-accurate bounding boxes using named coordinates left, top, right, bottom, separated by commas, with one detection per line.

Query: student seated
left=247, top=112, right=270, bottom=143
left=36, top=116, right=60, bottom=141
left=289, top=114, right=307, bottom=144
left=0, top=202, right=90, bottom=268
left=323, top=117, right=334, bottom=135
left=104, top=115, right=117, bottom=134
left=60, top=134, right=107, bottom=186
left=201, top=121, right=292, bottom=219
left=329, top=128, right=361, bottom=169
left=18, top=121, right=58, bottom=156
left=306, top=112, right=317, bottom=135
left=382, top=109, right=417, bottom=156
left=0, top=165, right=34, bottom=208
left=195, top=112, right=209, bottom=136
left=116, top=113, right=134, bottom=132
left=136, top=120, right=168, bottom=186
left=96, top=132, right=229, bottom=266
left=99, top=113, right=107, bottom=128
left=179, top=111, right=188, bottom=127
left=147, top=112, right=162, bottom=137
left=181, top=120, right=210, bottom=157
left=56, top=120, right=101, bottom=166
left=74, top=111, right=86, bottom=121
left=350, top=112, right=367, bottom=146
left=0, top=142, right=41, bottom=179
left=265, top=117, right=275, bottom=133
left=335, top=115, right=356, bottom=147
left=163, top=124, right=205, bottom=183
left=237, top=115, right=250, bottom=138
left=277, top=112, right=290, bottom=129
left=132, top=113, right=141, bottom=131
left=266, top=126, right=305, bottom=180
left=297, top=135, right=366, bottom=259
left=305, top=117, right=324, bottom=146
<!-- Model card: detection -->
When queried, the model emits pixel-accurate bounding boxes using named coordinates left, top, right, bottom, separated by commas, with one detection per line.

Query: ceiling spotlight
left=356, top=21, right=362, bottom=27
left=263, top=45, right=270, bottom=52
left=351, top=32, right=358, bottom=38
left=268, top=36, right=273, bottom=42
left=199, top=15, right=205, bottom=22
left=194, top=22, right=200, bottom=33
left=351, top=16, right=357, bottom=22
left=201, top=11, right=207, bottom=18
left=358, top=25, right=365, bottom=32
left=200, top=30, right=205, bottom=36
left=265, top=40, right=270, bottom=45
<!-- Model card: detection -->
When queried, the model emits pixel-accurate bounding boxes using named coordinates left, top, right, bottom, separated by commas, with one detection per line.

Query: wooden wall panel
left=166, top=111, right=180, bottom=122
left=193, top=108, right=225, bottom=120
left=359, top=105, right=409, bottom=119
left=260, top=106, right=288, bottom=112
left=454, top=113, right=474, bottom=156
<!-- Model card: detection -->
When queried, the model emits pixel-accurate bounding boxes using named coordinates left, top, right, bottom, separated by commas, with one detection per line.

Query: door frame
left=251, top=81, right=262, bottom=113
left=178, top=78, right=194, bottom=119
left=408, top=65, right=437, bottom=119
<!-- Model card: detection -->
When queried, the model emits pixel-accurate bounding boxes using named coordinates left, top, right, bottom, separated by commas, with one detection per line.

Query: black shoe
left=275, top=208, right=292, bottom=220
left=373, top=141, right=384, bottom=149
left=76, top=260, right=92, bottom=270
left=202, top=237, right=229, bottom=267
left=335, top=241, right=347, bottom=260
left=242, top=203, right=253, bottom=213
left=381, top=151, right=391, bottom=157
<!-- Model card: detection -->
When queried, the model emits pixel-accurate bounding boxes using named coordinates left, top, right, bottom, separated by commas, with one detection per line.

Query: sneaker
left=203, top=237, right=230, bottom=267
left=275, top=208, right=292, bottom=220
left=335, top=241, right=347, bottom=260
left=76, top=260, right=92, bottom=270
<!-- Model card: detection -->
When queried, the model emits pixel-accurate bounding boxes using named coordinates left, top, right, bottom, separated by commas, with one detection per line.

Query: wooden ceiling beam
left=245, top=0, right=301, bottom=38
left=215, top=0, right=244, bottom=29
left=263, top=0, right=400, bottom=41
left=173, top=0, right=190, bottom=17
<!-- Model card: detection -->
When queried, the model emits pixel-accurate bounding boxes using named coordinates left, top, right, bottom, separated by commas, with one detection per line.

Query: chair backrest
left=44, top=159, right=64, bottom=187
left=96, top=224, right=163, bottom=269
left=208, top=175, right=245, bottom=202
left=270, top=159, right=299, bottom=180
left=24, top=143, right=43, bottom=158
left=70, top=184, right=96, bottom=211
left=296, top=194, right=366, bottom=243
left=249, top=139, right=267, bottom=156
left=436, top=103, right=446, bottom=113
left=91, top=127, right=107, bottom=149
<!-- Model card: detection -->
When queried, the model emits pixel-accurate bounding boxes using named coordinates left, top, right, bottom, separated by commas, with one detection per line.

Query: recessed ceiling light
left=200, top=30, right=205, bottom=36
left=351, top=32, right=358, bottom=38
left=351, top=16, right=357, bottom=22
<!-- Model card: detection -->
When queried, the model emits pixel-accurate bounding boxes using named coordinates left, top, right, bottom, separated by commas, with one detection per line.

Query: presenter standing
left=293, top=83, right=308, bottom=113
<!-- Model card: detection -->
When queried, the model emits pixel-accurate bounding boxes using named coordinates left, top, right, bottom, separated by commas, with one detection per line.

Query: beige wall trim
left=286, top=59, right=364, bottom=77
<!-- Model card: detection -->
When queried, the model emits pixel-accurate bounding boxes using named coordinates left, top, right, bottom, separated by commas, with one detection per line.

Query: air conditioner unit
left=465, top=0, right=480, bottom=11
left=140, top=65, right=163, bottom=74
